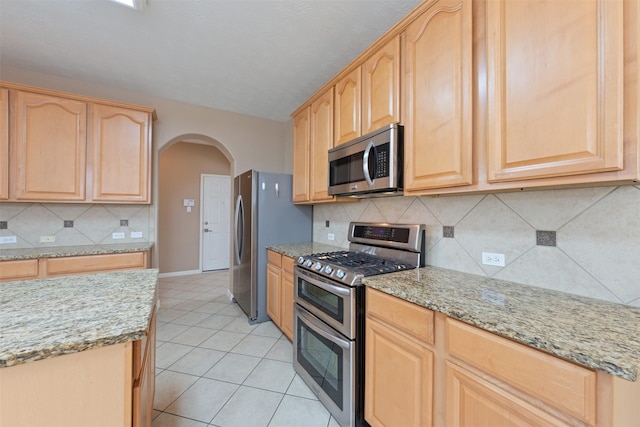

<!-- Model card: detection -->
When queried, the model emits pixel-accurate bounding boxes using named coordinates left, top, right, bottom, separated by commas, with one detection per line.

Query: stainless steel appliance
left=232, top=170, right=312, bottom=323
left=328, top=124, right=403, bottom=198
left=294, top=222, right=425, bottom=427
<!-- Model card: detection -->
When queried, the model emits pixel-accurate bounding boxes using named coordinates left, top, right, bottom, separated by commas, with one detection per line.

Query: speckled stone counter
left=363, top=266, right=640, bottom=382
left=266, top=242, right=344, bottom=259
left=0, top=268, right=158, bottom=368
left=0, top=242, right=154, bottom=261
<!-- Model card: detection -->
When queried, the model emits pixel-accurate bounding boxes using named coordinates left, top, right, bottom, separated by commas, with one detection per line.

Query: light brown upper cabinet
left=403, top=0, right=473, bottom=193
left=485, top=0, right=624, bottom=182
left=2, top=82, right=155, bottom=203
left=309, top=88, right=335, bottom=202
left=10, top=90, right=87, bottom=201
left=0, top=88, right=9, bottom=200
left=363, top=35, right=401, bottom=135
left=334, top=68, right=361, bottom=146
left=292, top=106, right=311, bottom=203
left=90, top=104, right=151, bottom=203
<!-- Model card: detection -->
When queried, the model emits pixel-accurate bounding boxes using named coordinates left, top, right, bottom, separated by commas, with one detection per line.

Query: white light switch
left=0, top=236, right=17, bottom=244
left=130, top=231, right=143, bottom=238
left=40, top=235, right=56, bottom=243
left=112, top=232, right=125, bottom=239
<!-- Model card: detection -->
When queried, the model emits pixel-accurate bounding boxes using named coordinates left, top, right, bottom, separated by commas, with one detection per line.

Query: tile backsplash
left=313, top=185, right=640, bottom=307
left=0, top=203, right=152, bottom=248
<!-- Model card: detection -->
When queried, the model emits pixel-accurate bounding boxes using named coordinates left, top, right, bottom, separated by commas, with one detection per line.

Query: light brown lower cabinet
left=266, top=250, right=295, bottom=341
left=365, top=287, right=640, bottom=427
left=0, top=250, right=150, bottom=282
left=0, top=304, right=156, bottom=427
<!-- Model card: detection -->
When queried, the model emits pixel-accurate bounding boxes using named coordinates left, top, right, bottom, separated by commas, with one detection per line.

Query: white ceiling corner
left=0, top=0, right=422, bottom=122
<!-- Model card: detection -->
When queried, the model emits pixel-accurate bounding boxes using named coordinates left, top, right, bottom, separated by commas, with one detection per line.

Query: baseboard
left=226, top=289, right=235, bottom=301
left=158, top=269, right=201, bottom=278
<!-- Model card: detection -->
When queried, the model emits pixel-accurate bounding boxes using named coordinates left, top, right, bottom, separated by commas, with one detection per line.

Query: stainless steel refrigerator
left=232, top=170, right=312, bottom=323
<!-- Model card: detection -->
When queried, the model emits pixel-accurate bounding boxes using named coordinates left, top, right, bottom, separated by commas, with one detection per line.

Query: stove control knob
left=336, top=269, right=345, bottom=279
left=313, top=262, right=323, bottom=271
left=304, top=260, right=314, bottom=268
left=297, top=256, right=305, bottom=265
left=323, top=265, right=333, bottom=275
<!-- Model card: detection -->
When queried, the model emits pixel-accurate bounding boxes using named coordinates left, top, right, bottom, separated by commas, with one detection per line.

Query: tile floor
left=153, top=270, right=340, bottom=427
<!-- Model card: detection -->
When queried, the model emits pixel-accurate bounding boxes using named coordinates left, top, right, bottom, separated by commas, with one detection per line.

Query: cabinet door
left=266, top=262, right=282, bottom=325
left=403, top=0, right=473, bottom=191
left=486, top=0, right=623, bottom=182
left=363, top=36, right=400, bottom=134
left=0, top=88, right=8, bottom=200
left=280, top=256, right=295, bottom=341
left=365, top=317, right=433, bottom=427
left=446, top=362, right=571, bottom=427
left=309, top=88, right=335, bottom=202
left=292, top=107, right=311, bottom=203
left=11, top=90, right=87, bottom=201
left=334, top=68, right=361, bottom=146
left=90, top=104, right=151, bottom=203
left=133, top=306, right=156, bottom=427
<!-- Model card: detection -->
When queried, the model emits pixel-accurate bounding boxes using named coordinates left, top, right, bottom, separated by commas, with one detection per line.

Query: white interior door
left=201, top=174, right=231, bottom=271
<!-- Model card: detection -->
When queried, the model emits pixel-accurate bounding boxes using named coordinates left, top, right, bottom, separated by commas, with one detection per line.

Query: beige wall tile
left=9, top=205, right=62, bottom=246
left=421, top=194, right=484, bottom=225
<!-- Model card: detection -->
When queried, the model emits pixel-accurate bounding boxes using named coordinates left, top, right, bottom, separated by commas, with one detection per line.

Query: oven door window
left=297, top=315, right=344, bottom=409
left=298, top=277, right=344, bottom=324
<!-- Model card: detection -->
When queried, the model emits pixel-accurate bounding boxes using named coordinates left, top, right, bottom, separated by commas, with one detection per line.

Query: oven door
left=294, top=267, right=355, bottom=339
left=294, top=304, right=355, bottom=427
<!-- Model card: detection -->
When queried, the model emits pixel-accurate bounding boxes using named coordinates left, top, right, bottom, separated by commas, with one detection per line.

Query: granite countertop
left=0, top=242, right=154, bottom=261
left=363, top=266, right=640, bottom=382
left=0, top=268, right=158, bottom=368
left=266, top=242, right=345, bottom=259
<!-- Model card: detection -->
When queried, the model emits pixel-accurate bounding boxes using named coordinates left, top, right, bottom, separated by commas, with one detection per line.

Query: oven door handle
left=296, top=305, right=350, bottom=349
left=296, top=270, right=351, bottom=297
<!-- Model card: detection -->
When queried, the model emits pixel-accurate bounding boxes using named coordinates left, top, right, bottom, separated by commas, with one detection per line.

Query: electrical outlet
left=112, top=232, right=125, bottom=239
left=327, top=233, right=335, bottom=241
left=40, top=235, right=56, bottom=243
left=482, top=252, right=505, bottom=267
left=130, top=231, right=143, bottom=238
left=0, top=235, right=17, bottom=244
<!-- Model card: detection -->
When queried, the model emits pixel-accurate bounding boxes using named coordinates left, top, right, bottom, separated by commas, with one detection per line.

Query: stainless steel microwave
left=328, top=123, right=403, bottom=197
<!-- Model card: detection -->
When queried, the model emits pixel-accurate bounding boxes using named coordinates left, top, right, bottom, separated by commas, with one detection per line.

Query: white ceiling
left=0, top=0, right=421, bottom=122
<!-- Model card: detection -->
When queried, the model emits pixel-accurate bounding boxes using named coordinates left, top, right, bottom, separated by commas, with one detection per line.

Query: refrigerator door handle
left=234, top=194, right=244, bottom=265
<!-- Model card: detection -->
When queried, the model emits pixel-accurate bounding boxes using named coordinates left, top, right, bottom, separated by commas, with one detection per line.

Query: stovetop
left=311, top=251, right=415, bottom=275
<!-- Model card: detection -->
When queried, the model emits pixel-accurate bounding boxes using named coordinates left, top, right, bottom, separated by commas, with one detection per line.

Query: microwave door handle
left=362, top=140, right=376, bottom=187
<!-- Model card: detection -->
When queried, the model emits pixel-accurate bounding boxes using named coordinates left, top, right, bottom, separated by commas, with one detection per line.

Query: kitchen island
left=0, top=268, right=158, bottom=427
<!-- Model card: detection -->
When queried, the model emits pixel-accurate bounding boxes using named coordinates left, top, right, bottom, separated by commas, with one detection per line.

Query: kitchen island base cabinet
left=0, top=308, right=156, bottom=427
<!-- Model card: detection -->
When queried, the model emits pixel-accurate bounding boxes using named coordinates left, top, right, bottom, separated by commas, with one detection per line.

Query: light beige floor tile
left=157, top=308, right=190, bottom=323
left=172, top=311, right=213, bottom=326
left=328, top=416, right=341, bottom=427
left=243, top=359, right=295, bottom=393
left=264, top=338, right=293, bottom=363
left=152, top=412, right=208, bottom=427
left=250, top=321, right=283, bottom=339
left=216, top=304, right=245, bottom=317
left=153, top=370, right=199, bottom=411
left=267, top=395, right=331, bottom=427
left=167, top=347, right=226, bottom=376
left=158, top=297, right=191, bottom=309
left=222, top=316, right=259, bottom=334
left=203, top=352, right=261, bottom=384
left=200, top=330, right=247, bottom=352
left=156, top=323, right=191, bottom=342
left=230, top=334, right=278, bottom=358
left=156, top=342, right=194, bottom=369
left=170, top=326, right=217, bottom=346
left=286, top=375, right=317, bottom=400
left=210, top=385, right=282, bottom=427
left=196, top=314, right=236, bottom=330
left=192, top=301, right=229, bottom=314
left=165, top=378, right=238, bottom=423
left=171, top=300, right=207, bottom=311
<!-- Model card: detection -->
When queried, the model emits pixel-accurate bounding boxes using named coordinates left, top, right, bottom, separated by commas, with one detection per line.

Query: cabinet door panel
left=446, top=362, right=571, bottom=427
left=266, top=263, right=281, bottom=325
left=403, top=0, right=473, bottom=191
left=292, top=107, right=311, bottom=203
left=309, top=88, right=334, bottom=202
left=486, top=0, right=623, bottom=181
left=281, top=268, right=294, bottom=341
left=365, top=317, right=433, bottom=427
left=90, top=104, right=151, bottom=202
left=363, top=36, right=400, bottom=134
left=0, top=88, right=8, bottom=200
left=334, top=68, right=361, bottom=146
left=11, top=91, right=86, bottom=200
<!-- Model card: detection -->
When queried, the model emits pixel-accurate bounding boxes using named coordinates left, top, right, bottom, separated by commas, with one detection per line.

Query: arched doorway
left=157, top=135, right=234, bottom=276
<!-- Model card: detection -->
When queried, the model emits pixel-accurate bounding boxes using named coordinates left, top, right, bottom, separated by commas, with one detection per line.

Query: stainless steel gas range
left=293, top=222, right=426, bottom=427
